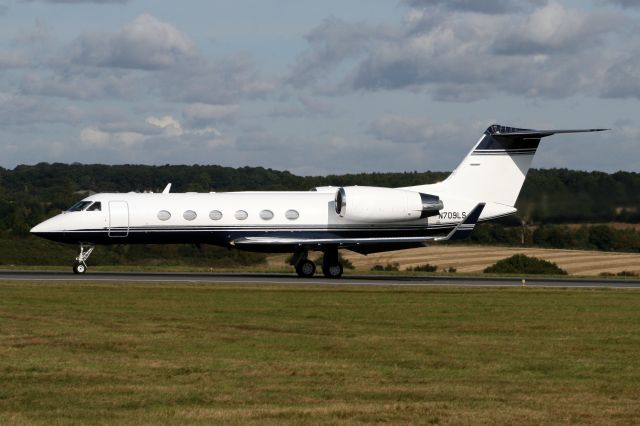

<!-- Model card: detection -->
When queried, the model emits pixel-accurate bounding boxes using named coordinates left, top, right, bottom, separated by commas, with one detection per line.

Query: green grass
left=1, top=283, right=640, bottom=424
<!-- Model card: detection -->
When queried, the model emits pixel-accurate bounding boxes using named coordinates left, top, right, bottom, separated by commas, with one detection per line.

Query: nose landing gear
left=73, top=244, right=95, bottom=274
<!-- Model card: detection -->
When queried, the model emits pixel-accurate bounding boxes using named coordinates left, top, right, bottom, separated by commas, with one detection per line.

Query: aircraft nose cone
left=30, top=217, right=65, bottom=242
left=30, top=222, right=45, bottom=234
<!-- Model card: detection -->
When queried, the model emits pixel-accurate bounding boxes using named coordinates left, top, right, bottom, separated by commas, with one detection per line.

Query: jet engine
left=334, top=186, right=443, bottom=222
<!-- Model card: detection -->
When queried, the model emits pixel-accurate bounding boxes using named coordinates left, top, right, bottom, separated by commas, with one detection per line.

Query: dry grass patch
left=327, top=246, right=640, bottom=276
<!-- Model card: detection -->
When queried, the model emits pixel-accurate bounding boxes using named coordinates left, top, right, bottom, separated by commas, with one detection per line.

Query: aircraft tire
left=73, top=262, right=86, bottom=274
left=295, top=259, right=316, bottom=278
left=322, top=262, right=343, bottom=279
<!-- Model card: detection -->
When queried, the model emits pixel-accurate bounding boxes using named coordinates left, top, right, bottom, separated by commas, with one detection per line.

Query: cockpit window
left=67, top=201, right=92, bottom=212
left=86, top=202, right=102, bottom=211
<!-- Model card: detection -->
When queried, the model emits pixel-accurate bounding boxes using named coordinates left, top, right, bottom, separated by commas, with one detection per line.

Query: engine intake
left=419, top=193, right=444, bottom=218
left=334, top=186, right=443, bottom=223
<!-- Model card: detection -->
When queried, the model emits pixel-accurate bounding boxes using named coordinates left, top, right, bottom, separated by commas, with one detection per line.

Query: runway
left=1, top=270, right=640, bottom=289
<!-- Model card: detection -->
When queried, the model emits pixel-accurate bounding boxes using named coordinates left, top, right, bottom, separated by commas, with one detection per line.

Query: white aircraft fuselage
left=31, top=190, right=506, bottom=248
left=30, top=124, right=607, bottom=277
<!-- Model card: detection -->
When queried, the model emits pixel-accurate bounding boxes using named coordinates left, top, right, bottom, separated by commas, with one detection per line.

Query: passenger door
left=108, top=201, right=129, bottom=237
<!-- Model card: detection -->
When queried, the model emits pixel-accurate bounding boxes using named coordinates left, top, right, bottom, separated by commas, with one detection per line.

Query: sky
left=0, top=0, right=639, bottom=175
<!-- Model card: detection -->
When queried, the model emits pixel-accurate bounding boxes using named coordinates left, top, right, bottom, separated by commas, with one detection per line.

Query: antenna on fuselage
left=162, top=183, right=172, bottom=194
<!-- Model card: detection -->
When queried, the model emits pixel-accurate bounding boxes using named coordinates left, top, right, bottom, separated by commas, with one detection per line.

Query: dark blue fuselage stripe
left=32, top=226, right=457, bottom=246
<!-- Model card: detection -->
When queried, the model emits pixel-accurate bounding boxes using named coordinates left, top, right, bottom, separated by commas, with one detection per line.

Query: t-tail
left=411, top=124, right=607, bottom=208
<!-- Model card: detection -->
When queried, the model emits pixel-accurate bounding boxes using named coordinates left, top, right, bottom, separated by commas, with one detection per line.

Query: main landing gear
left=295, top=258, right=316, bottom=278
left=291, top=248, right=343, bottom=279
left=321, top=247, right=343, bottom=279
left=73, top=243, right=95, bottom=274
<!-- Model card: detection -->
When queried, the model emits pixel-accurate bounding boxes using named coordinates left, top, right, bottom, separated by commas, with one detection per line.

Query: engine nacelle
left=334, top=186, right=443, bottom=223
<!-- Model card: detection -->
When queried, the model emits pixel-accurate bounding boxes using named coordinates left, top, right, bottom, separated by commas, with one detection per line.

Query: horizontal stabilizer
left=486, top=124, right=608, bottom=139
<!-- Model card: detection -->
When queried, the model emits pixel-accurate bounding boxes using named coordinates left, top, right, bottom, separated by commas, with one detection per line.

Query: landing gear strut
left=322, top=247, right=343, bottom=279
left=73, top=244, right=94, bottom=274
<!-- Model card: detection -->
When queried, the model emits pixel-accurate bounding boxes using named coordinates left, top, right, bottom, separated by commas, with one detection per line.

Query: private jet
left=30, top=124, right=606, bottom=277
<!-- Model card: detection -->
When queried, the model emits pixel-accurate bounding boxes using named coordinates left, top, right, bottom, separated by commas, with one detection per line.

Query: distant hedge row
left=470, top=224, right=640, bottom=253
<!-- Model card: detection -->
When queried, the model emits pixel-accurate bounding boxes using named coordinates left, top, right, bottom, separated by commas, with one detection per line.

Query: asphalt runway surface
left=1, top=270, right=640, bottom=289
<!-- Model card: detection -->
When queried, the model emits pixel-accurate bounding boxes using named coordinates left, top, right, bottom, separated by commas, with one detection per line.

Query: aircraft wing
left=232, top=203, right=485, bottom=252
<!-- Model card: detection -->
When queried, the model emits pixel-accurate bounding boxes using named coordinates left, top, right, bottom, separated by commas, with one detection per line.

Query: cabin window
left=235, top=210, right=248, bottom=220
left=157, top=210, right=171, bottom=221
left=285, top=209, right=299, bottom=220
left=209, top=210, right=223, bottom=220
left=183, top=210, right=197, bottom=221
left=67, top=201, right=92, bottom=212
left=86, top=202, right=102, bottom=212
left=259, top=210, right=274, bottom=221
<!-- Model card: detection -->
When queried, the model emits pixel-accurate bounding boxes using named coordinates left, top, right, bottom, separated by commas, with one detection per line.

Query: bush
left=484, top=254, right=567, bottom=275
left=600, top=271, right=639, bottom=278
left=371, top=263, right=400, bottom=272
left=406, top=264, right=438, bottom=272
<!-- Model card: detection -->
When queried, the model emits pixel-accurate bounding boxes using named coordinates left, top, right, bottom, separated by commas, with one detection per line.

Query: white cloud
left=80, top=114, right=225, bottom=150
left=491, top=2, right=625, bottom=54
left=601, top=51, right=640, bottom=98
left=288, top=1, right=637, bottom=102
left=287, top=17, right=395, bottom=90
left=80, top=126, right=145, bottom=147
left=1, top=0, right=637, bottom=173
left=160, top=53, right=276, bottom=104
left=183, top=103, right=239, bottom=126
left=80, top=127, right=109, bottom=146
left=369, top=115, right=467, bottom=144
left=146, top=115, right=184, bottom=137
left=0, top=92, right=83, bottom=125
left=71, top=14, right=195, bottom=70
left=401, top=0, right=527, bottom=14
left=0, top=52, right=30, bottom=68
left=20, top=69, right=139, bottom=100
left=604, top=0, right=640, bottom=8
left=4, top=11, right=276, bottom=110
left=269, top=95, right=334, bottom=118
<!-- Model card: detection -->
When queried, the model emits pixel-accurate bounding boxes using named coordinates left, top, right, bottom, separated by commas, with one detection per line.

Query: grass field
left=1, top=282, right=640, bottom=424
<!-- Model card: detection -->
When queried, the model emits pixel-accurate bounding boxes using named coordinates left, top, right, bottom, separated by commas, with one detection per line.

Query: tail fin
left=432, top=124, right=607, bottom=207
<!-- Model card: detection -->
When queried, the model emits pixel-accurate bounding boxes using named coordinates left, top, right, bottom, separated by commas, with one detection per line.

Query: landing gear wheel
left=73, top=244, right=94, bottom=274
left=73, top=261, right=86, bottom=274
left=322, top=262, right=343, bottom=279
left=295, top=259, right=316, bottom=278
